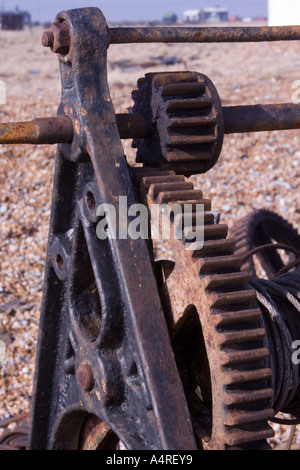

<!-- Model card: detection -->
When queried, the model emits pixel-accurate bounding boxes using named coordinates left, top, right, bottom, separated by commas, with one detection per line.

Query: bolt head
left=77, top=364, right=95, bottom=392
left=42, top=22, right=70, bottom=55
left=42, top=31, right=54, bottom=48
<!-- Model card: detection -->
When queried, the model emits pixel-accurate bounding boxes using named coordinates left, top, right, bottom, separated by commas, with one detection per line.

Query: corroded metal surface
left=4, top=103, right=300, bottom=155
left=41, top=24, right=300, bottom=50
left=0, top=117, right=73, bottom=144
left=136, top=170, right=275, bottom=449
left=28, top=7, right=196, bottom=451
left=41, top=22, right=70, bottom=54
left=223, top=104, right=300, bottom=134
left=109, top=25, right=300, bottom=44
left=78, top=415, right=119, bottom=450
left=132, top=71, right=224, bottom=175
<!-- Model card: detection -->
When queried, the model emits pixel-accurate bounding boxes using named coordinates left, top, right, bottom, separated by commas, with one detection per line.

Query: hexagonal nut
left=49, top=22, right=70, bottom=55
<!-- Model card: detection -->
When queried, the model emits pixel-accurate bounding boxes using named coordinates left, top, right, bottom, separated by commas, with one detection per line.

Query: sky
left=3, top=1, right=268, bottom=24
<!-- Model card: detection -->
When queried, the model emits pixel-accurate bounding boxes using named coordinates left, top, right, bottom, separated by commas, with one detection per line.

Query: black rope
left=275, top=259, right=300, bottom=277
left=241, top=242, right=300, bottom=425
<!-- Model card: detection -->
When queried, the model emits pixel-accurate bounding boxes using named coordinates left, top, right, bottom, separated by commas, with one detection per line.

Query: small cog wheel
left=132, top=72, right=224, bottom=176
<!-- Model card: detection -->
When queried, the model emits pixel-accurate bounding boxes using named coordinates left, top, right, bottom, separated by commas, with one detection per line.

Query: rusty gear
left=231, top=209, right=300, bottom=278
left=132, top=72, right=224, bottom=176
left=134, top=169, right=275, bottom=449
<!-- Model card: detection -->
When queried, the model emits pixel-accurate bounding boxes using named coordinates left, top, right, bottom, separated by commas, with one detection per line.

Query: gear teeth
left=223, top=368, right=272, bottom=385
left=166, top=149, right=213, bottom=163
left=193, top=239, right=236, bottom=257
left=168, top=116, right=217, bottom=128
left=208, top=289, right=256, bottom=309
left=230, top=209, right=300, bottom=278
left=226, top=408, right=274, bottom=427
left=175, top=211, right=216, bottom=230
left=132, top=168, right=176, bottom=184
left=136, top=171, right=274, bottom=450
left=168, top=134, right=217, bottom=147
left=225, top=388, right=274, bottom=406
left=220, top=348, right=270, bottom=366
left=235, top=239, right=249, bottom=251
left=183, top=223, right=228, bottom=244
left=132, top=71, right=224, bottom=175
left=204, top=272, right=251, bottom=290
left=154, top=72, right=222, bottom=165
left=140, top=174, right=186, bottom=191
left=153, top=71, right=199, bottom=87
left=148, top=181, right=194, bottom=199
left=216, top=327, right=266, bottom=346
left=198, top=254, right=245, bottom=274
left=169, top=199, right=212, bottom=212
left=211, top=308, right=262, bottom=327
left=157, top=189, right=204, bottom=204
left=225, top=427, right=274, bottom=447
left=166, top=97, right=213, bottom=111
left=162, top=81, right=206, bottom=97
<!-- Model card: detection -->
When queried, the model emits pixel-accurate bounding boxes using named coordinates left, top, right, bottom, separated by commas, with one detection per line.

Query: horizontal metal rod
left=0, top=115, right=147, bottom=145
left=0, top=116, right=73, bottom=145
left=1, top=103, right=300, bottom=146
left=223, top=103, right=300, bottom=133
left=109, top=25, right=300, bottom=44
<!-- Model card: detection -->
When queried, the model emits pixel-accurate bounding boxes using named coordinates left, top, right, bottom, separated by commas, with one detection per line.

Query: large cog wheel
left=133, top=168, right=275, bottom=450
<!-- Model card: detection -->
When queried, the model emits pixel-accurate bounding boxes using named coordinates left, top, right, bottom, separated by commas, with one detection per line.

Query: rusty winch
left=1, top=7, right=300, bottom=451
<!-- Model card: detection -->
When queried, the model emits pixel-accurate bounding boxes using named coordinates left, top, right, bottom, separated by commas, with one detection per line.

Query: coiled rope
left=250, top=271, right=300, bottom=424
left=242, top=243, right=300, bottom=425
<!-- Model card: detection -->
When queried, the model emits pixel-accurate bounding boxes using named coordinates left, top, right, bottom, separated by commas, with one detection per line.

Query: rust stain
left=74, top=119, right=81, bottom=135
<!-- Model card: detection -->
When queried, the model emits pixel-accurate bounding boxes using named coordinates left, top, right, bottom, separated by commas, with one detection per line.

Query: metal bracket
left=28, top=8, right=196, bottom=450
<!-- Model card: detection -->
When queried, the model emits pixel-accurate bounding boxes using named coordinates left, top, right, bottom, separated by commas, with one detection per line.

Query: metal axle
left=1, top=103, right=300, bottom=145
left=43, top=24, right=300, bottom=51
left=108, top=25, right=300, bottom=45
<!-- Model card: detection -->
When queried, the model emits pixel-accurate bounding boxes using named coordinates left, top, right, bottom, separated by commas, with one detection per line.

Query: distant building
left=163, top=12, right=178, bottom=24
left=0, top=10, right=31, bottom=30
left=183, top=7, right=228, bottom=23
left=268, top=0, right=300, bottom=26
left=202, top=6, right=229, bottom=22
left=20, top=11, right=31, bottom=26
left=183, top=9, right=201, bottom=23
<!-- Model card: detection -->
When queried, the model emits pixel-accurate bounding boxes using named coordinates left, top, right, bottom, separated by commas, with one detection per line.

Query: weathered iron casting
left=2, top=7, right=300, bottom=450
left=27, top=8, right=197, bottom=451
